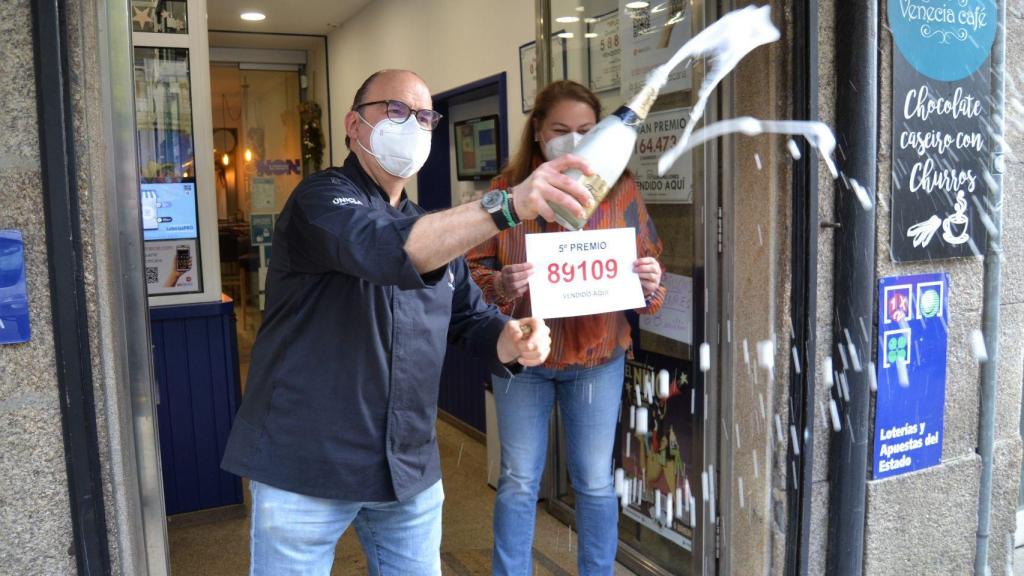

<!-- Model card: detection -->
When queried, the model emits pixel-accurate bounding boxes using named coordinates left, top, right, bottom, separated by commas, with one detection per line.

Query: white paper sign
left=619, top=1, right=693, bottom=99
left=588, top=11, right=621, bottom=93
left=630, top=108, right=694, bottom=204
left=525, top=228, right=645, bottom=319
left=252, top=177, right=276, bottom=212
left=639, top=272, right=692, bottom=344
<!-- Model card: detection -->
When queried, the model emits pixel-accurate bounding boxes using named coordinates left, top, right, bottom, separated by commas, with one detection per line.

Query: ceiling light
left=240, top=11, right=266, bottom=22
left=584, top=17, right=598, bottom=23
left=555, top=16, right=580, bottom=23
left=575, top=6, right=585, bottom=11
left=584, top=33, right=598, bottom=38
left=625, top=2, right=650, bottom=8
left=557, top=32, right=575, bottom=39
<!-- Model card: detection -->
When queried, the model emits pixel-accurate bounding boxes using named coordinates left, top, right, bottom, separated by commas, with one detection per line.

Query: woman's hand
left=497, top=318, right=551, bottom=366
left=496, top=263, right=533, bottom=300
left=634, top=257, right=662, bottom=298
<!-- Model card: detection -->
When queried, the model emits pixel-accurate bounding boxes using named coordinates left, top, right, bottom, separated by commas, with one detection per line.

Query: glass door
left=541, top=1, right=720, bottom=574
left=210, top=63, right=303, bottom=387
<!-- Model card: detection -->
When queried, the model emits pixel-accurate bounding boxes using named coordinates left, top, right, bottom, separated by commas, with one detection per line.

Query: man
left=221, top=69, right=595, bottom=575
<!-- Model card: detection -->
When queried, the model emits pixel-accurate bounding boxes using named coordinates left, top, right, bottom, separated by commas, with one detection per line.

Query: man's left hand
left=634, top=257, right=662, bottom=298
left=497, top=318, right=551, bottom=367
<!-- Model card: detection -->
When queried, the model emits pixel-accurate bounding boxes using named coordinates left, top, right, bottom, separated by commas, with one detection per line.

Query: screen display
left=454, top=115, right=501, bottom=181
left=141, top=181, right=199, bottom=241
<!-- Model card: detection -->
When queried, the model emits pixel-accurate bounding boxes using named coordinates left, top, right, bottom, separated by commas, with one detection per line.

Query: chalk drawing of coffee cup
left=942, top=191, right=969, bottom=245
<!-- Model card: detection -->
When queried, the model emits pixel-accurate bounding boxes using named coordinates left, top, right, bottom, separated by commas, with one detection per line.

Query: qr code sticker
left=631, top=12, right=650, bottom=39
left=145, top=266, right=158, bottom=285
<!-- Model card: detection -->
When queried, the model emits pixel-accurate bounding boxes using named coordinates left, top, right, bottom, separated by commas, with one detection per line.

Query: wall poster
left=888, top=0, right=997, bottom=261
left=873, top=273, right=949, bottom=479
left=145, top=239, right=199, bottom=295
left=619, top=0, right=692, bottom=101
left=617, top=357, right=695, bottom=550
left=519, top=33, right=567, bottom=113
left=629, top=108, right=694, bottom=204
left=587, top=10, right=621, bottom=93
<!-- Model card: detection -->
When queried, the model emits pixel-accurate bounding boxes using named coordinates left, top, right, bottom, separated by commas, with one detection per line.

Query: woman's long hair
left=501, top=80, right=602, bottom=186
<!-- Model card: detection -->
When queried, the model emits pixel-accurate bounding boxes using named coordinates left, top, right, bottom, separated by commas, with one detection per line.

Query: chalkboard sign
left=888, top=0, right=997, bottom=262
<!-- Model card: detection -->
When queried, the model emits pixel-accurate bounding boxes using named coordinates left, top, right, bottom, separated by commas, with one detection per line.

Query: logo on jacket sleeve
left=332, top=196, right=363, bottom=207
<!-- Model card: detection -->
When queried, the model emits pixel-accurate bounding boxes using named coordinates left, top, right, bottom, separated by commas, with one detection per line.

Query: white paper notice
left=639, top=272, right=692, bottom=344
left=619, top=0, right=694, bottom=100
left=525, top=228, right=645, bottom=319
left=630, top=108, right=694, bottom=204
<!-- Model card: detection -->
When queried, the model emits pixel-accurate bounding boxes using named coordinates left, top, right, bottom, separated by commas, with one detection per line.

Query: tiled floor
left=168, top=418, right=635, bottom=575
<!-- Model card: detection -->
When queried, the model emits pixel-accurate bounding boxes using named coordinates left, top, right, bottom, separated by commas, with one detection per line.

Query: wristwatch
left=481, top=189, right=519, bottom=230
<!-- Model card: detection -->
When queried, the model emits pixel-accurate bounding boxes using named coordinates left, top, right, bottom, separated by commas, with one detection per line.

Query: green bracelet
left=500, top=190, right=518, bottom=229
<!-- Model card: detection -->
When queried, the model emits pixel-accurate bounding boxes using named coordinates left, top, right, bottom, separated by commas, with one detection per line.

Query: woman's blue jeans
left=491, top=353, right=625, bottom=576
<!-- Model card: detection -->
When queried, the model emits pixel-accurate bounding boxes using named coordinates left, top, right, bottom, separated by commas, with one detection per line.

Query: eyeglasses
left=355, top=99, right=443, bottom=131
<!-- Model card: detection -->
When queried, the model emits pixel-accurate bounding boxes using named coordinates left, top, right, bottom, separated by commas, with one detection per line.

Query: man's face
left=346, top=71, right=433, bottom=156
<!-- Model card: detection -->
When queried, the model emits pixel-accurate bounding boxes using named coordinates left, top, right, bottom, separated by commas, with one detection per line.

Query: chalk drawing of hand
left=907, top=215, right=942, bottom=248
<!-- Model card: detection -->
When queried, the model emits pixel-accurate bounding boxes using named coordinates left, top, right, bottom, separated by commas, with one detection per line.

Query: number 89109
left=547, top=259, right=618, bottom=284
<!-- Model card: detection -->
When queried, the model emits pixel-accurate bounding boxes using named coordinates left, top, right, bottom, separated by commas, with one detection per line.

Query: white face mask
left=543, top=131, right=585, bottom=160
left=357, top=114, right=432, bottom=178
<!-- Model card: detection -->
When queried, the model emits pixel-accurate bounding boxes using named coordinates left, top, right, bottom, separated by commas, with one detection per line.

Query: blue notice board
left=873, top=273, right=949, bottom=479
left=0, top=230, right=31, bottom=345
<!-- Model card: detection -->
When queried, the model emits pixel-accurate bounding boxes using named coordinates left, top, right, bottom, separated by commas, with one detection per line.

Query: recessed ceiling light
left=584, top=32, right=598, bottom=38
left=557, top=32, right=575, bottom=39
left=575, top=6, right=585, bottom=11
left=240, top=11, right=266, bottom=22
left=555, top=16, right=580, bottom=23
left=625, top=2, right=650, bottom=8
left=584, top=17, right=598, bottom=23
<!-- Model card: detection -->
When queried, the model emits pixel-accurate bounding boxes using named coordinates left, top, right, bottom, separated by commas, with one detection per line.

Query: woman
left=467, top=80, right=666, bottom=575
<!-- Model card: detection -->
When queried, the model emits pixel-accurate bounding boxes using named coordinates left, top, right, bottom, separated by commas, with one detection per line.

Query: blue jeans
left=248, top=479, right=444, bottom=576
left=492, top=354, right=625, bottom=576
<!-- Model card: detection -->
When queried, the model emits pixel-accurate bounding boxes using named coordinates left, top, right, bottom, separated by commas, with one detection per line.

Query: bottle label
left=550, top=173, right=611, bottom=231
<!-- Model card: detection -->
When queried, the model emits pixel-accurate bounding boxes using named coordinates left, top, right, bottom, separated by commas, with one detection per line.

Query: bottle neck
left=612, top=105, right=644, bottom=129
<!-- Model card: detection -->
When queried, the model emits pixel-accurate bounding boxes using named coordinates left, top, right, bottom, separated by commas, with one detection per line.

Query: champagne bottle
left=549, top=84, right=658, bottom=231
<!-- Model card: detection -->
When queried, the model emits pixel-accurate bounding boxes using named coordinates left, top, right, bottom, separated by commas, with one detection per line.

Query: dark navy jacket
left=221, top=153, right=511, bottom=502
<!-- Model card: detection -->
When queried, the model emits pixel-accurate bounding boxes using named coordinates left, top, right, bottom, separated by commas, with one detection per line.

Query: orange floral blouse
left=467, top=170, right=666, bottom=370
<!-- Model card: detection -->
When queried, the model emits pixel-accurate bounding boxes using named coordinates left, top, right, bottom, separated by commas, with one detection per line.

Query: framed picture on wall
left=454, top=115, right=501, bottom=181
left=519, top=32, right=568, bottom=113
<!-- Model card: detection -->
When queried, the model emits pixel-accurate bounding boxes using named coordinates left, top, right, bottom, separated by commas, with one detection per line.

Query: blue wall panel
left=151, top=300, right=243, bottom=515
left=437, top=348, right=490, bottom=434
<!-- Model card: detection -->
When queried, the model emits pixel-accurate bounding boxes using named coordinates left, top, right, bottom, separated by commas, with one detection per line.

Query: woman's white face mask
left=542, top=131, right=584, bottom=161
left=357, top=113, right=433, bottom=178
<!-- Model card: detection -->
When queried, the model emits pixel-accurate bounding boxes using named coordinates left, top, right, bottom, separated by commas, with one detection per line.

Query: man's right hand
left=497, top=263, right=534, bottom=300
left=509, top=154, right=594, bottom=223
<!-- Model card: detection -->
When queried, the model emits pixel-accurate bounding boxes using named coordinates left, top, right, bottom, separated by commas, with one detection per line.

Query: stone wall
left=0, top=1, right=78, bottom=574
left=860, top=2, right=1024, bottom=575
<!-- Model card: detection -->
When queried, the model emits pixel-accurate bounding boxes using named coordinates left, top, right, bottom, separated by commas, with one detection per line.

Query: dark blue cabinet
left=150, top=300, right=243, bottom=516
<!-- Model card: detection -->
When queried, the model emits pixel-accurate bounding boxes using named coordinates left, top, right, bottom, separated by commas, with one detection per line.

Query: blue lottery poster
left=873, top=273, right=949, bottom=479
left=0, top=230, right=31, bottom=344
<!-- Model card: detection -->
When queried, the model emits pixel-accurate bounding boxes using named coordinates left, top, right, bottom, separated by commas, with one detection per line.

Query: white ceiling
left=206, top=0, right=373, bottom=35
